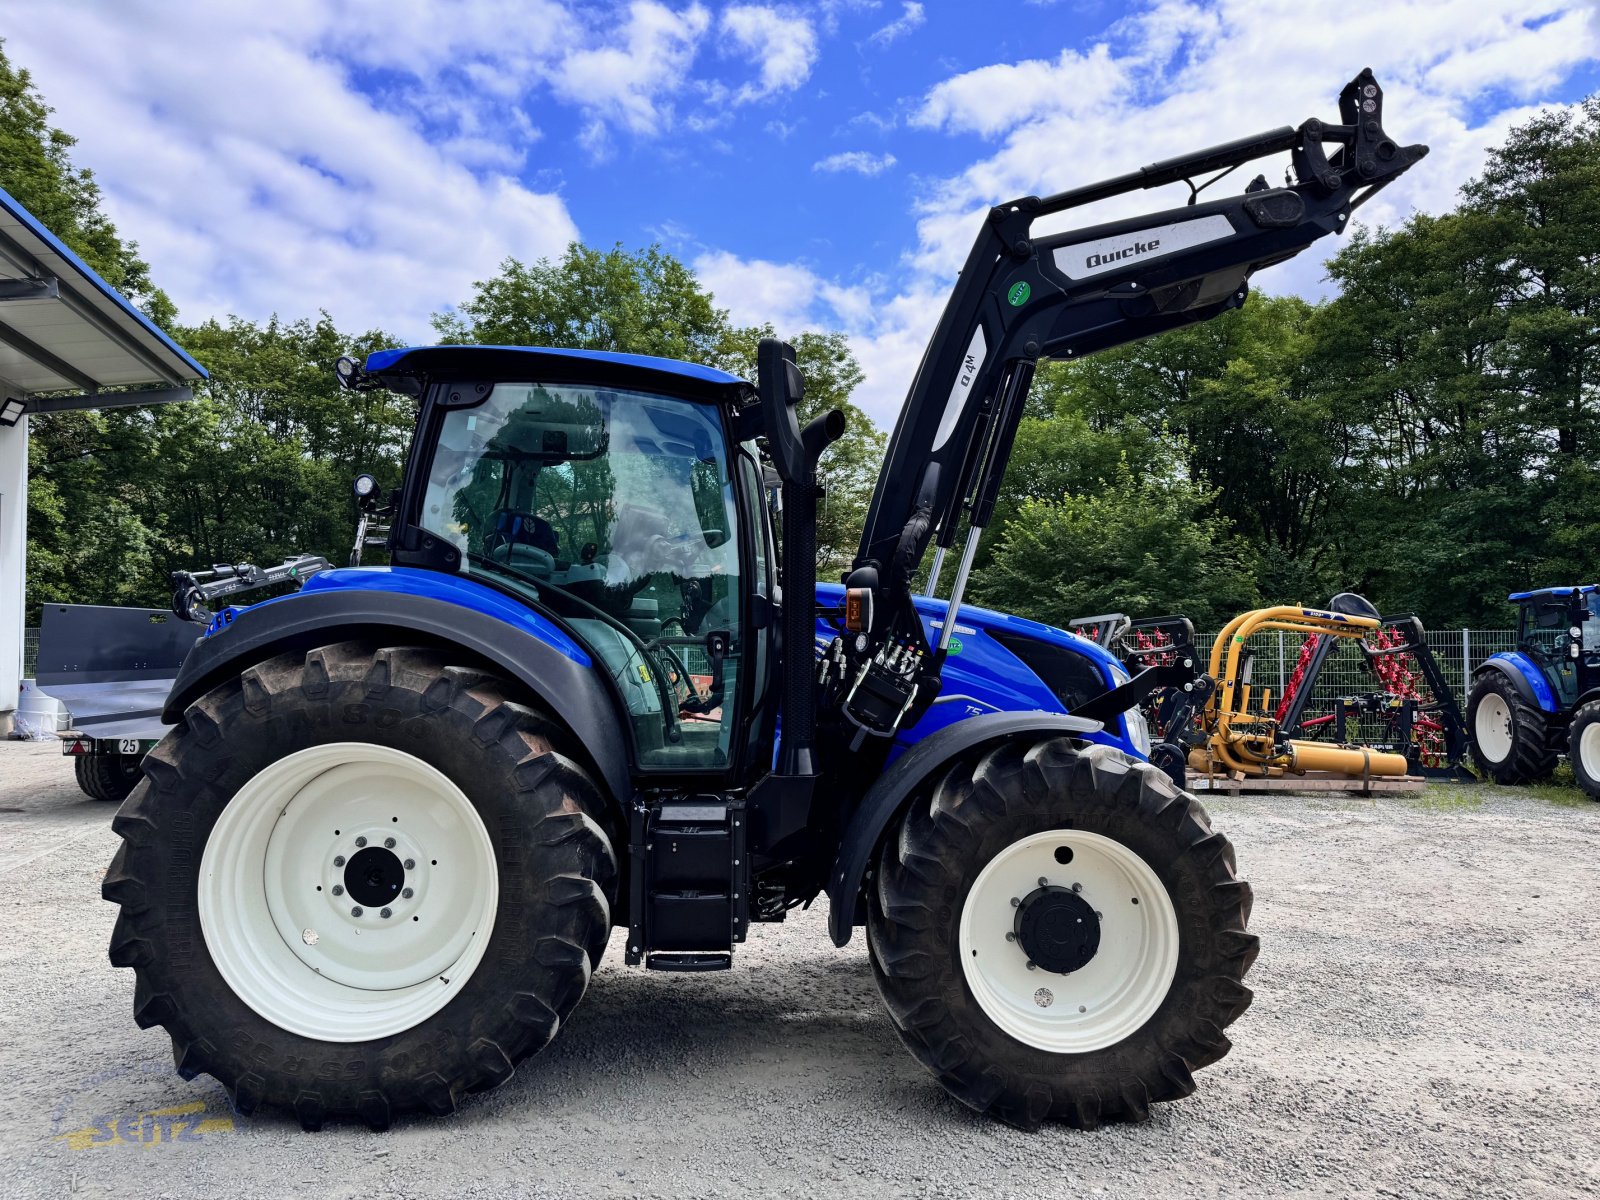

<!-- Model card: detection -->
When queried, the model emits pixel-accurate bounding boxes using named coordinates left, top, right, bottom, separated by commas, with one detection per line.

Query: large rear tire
left=1468, top=672, right=1556, bottom=784
left=75, top=753, right=142, bottom=802
left=103, top=643, right=617, bottom=1129
left=1567, top=699, right=1600, bottom=801
left=866, top=739, right=1257, bottom=1130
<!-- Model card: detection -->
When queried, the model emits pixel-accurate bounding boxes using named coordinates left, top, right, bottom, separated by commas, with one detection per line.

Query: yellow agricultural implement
left=1188, top=605, right=1411, bottom=779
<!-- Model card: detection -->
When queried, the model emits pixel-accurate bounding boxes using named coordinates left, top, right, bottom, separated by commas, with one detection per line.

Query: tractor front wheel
left=1566, top=700, right=1600, bottom=800
left=102, top=643, right=616, bottom=1129
left=1467, top=673, right=1556, bottom=785
left=866, top=739, right=1257, bottom=1129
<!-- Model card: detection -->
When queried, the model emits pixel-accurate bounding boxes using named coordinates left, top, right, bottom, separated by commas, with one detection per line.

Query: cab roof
left=363, top=344, right=752, bottom=403
left=1509, top=585, right=1598, bottom=601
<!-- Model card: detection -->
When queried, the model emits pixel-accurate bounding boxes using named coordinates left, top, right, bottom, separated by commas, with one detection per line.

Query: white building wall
left=0, top=385, right=26, bottom=719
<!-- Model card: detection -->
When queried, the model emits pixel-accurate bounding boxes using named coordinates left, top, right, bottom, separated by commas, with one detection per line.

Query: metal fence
left=23, top=627, right=38, bottom=679
left=1189, top=627, right=1516, bottom=728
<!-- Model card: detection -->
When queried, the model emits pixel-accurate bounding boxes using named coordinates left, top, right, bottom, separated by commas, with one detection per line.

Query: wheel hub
left=1014, top=884, right=1100, bottom=974
left=344, top=845, right=406, bottom=908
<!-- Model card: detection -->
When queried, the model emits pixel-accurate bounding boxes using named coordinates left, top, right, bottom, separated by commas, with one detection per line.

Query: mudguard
left=1477, top=652, right=1558, bottom=714
left=825, top=710, right=1100, bottom=947
left=162, top=577, right=632, bottom=808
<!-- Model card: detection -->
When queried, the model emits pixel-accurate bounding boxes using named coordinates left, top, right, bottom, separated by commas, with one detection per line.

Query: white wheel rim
left=198, top=743, right=498, bottom=1042
left=1580, top=723, right=1600, bottom=778
left=1476, top=693, right=1513, bottom=763
left=958, top=829, right=1179, bottom=1054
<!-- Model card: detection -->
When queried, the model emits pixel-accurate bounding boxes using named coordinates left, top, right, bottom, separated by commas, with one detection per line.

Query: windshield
left=419, top=382, right=742, bottom=770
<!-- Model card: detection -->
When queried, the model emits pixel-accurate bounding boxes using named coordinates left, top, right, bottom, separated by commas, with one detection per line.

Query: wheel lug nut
left=1026, top=960, right=1038, bottom=971
left=351, top=906, right=364, bottom=917
left=404, top=858, right=416, bottom=870
left=1010, top=897, right=1021, bottom=908
left=1071, top=882, right=1082, bottom=893
left=333, top=855, right=346, bottom=867
left=1005, top=932, right=1017, bottom=942
left=1038, top=877, right=1048, bottom=887
left=355, top=836, right=367, bottom=847
left=402, top=887, right=414, bottom=899
left=380, top=908, right=392, bottom=919
left=332, top=885, right=344, bottom=896
left=385, top=837, right=396, bottom=849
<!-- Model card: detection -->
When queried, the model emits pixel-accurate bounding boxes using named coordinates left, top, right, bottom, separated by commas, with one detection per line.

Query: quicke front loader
left=104, top=71, right=1425, bottom=1130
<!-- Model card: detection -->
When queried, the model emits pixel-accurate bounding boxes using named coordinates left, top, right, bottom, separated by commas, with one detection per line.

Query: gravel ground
left=1, top=738, right=1597, bottom=1199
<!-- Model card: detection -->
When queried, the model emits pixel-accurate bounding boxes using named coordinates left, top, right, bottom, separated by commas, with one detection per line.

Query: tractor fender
left=1475, top=652, right=1558, bottom=714
left=161, top=583, right=633, bottom=808
left=825, top=711, right=1101, bottom=947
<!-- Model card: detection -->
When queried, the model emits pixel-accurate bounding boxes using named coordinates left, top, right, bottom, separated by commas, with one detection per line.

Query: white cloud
left=1, top=2, right=581, bottom=339
left=697, top=0, right=1600, bottom=430
left=813, top=150, right=899, bottom=175
left=868, top=2, right=925, bottom=48
left=720, top=6, right=820, bottom=103
left=552, top=2, right=712, bottom=138
left=912, top=43, right=1130, bottom=137
left=908, top=0, right=1600, bottom=288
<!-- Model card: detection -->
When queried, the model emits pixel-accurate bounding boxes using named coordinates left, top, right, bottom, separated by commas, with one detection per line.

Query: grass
left=1406, top=782, right=1488, bottom=812
left=1450, top=761, right=1594, bottom=808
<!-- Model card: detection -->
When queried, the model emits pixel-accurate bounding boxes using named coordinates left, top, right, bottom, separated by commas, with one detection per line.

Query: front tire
left=1468, top=672, right=1556, bottom=784
left=867, top=739, right=1257, bottom=1130
left=1567, top=700, right=1600, bottom=800
left=103, top=643, right=617, bottom=1129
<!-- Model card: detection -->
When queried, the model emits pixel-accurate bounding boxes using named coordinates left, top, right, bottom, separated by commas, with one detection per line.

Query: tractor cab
left=360, top=345, right=776, bottom=775
left=1508, top=585, right=1600, bottom=708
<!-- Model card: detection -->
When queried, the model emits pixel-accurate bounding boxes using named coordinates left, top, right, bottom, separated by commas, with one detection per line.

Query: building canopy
left=0, top=184, right=206, bottom=412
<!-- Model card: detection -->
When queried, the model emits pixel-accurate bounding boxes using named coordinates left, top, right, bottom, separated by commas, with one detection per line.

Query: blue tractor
left=103, top=73, right=1423, bottom=1130
left=1468, top=586, right=1600, bottom=799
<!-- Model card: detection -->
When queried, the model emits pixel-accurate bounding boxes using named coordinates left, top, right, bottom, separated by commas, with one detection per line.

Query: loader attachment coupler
left=842, top=69, right=1425, bottom=740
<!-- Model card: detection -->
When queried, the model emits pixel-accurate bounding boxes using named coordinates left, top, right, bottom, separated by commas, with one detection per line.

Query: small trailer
left=32, top=556, right=330, bottom=800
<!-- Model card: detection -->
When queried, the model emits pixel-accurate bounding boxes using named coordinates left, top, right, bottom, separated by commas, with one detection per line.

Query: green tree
left=971, top=447, right=1259, bottom=631
left=433, top=244, right=728, bottom=364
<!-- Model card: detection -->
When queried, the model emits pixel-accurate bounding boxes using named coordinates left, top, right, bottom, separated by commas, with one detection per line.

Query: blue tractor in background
left=103, top=73, right=1423, bottom=1130
left=1468, top=585, right=1600, bottom=799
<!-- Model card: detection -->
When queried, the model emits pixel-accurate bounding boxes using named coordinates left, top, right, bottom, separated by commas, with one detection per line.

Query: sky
left=5, top=0, right=1600, bottom=427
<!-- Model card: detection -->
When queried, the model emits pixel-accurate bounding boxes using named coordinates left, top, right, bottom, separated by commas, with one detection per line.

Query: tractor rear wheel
left=103, top=642, right=617, bottom=1129
left=75, top=753, right=142, bottom=802
left=1567, top=700, right=1600, bottom=800
left=866, top=739, right=1257, bottom=1129
left=1468, top=673, right=1556, bottom=785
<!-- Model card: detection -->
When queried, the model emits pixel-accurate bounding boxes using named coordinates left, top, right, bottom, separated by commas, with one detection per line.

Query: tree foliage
left=971, top=447, right=1259, bottom=630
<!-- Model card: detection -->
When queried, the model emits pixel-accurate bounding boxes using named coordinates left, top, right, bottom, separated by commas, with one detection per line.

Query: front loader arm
left=858, top=68, right=1424, bottom=583
left=830, top=68, right=1425, bottom=748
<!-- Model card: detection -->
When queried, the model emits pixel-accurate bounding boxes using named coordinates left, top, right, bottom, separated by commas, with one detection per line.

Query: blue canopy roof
left=0, top=183, right=206, bottom=392
left=1508, top=585, right=1598, bottom=601
left=364, top=344, right=748, bottom=391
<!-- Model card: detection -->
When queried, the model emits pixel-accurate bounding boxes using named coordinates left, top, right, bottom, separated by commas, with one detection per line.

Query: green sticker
left=1007, top=281, right=1031, bottom=306
left=948, top=636, right=964, bottom=655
